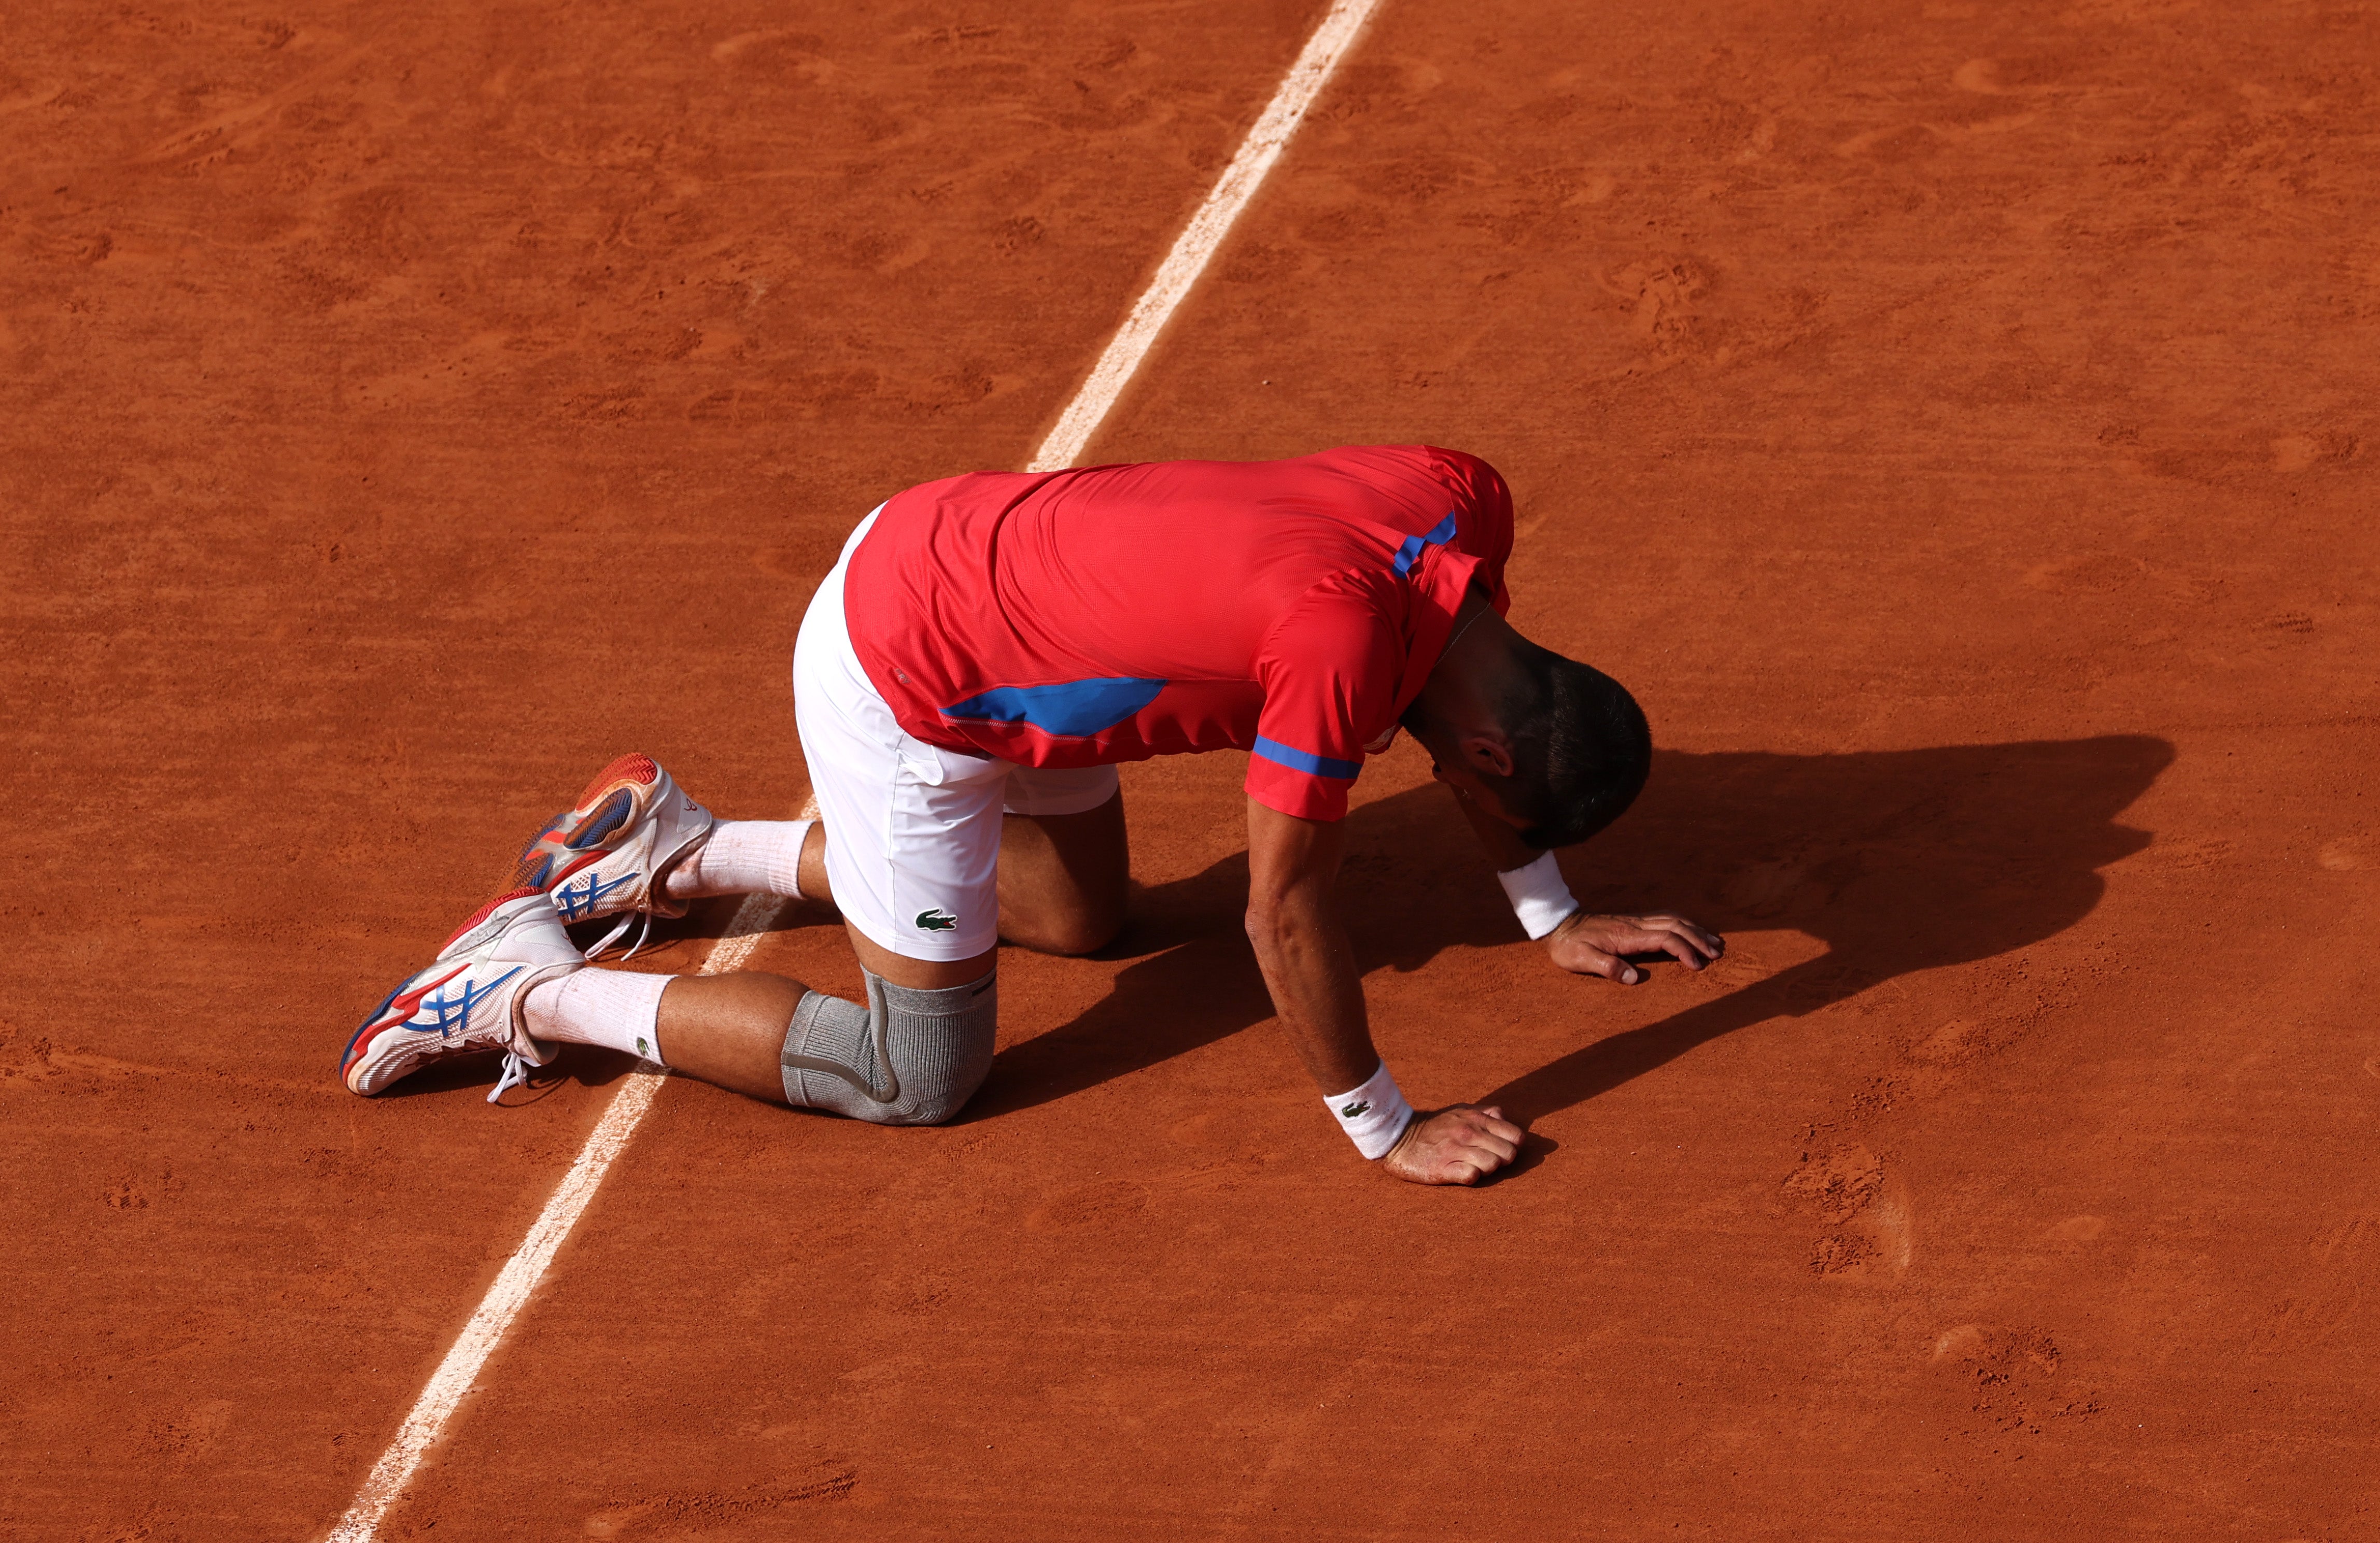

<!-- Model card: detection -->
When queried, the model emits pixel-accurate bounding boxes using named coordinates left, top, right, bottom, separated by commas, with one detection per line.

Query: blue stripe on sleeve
left=1252, top=736, right=1361, bottom=781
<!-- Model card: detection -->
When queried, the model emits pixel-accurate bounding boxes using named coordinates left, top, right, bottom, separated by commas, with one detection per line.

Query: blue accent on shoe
left=1391, top=512, right=1459, bottom=576
left=554, top=869, right=639, bottom=921
left=405, top=967, right=522, bottom=1038
left=568, top=789, right=635, bottom=850
left=1252, top=736, right=1360, bottom=781
left=941, top=676, right=1166, bottom=739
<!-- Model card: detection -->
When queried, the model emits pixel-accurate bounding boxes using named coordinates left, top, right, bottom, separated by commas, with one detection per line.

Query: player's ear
left=1458, top=731, right=1514, bottom=780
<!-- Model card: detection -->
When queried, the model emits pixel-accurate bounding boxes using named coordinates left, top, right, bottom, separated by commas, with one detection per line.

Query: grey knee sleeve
left=779, top=969, right=995, bottom=1127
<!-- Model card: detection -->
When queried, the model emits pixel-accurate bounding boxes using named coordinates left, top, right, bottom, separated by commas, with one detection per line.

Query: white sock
left=663, top=819, right=812, bottom=901
left=523, top=968, right=672, bottom=1067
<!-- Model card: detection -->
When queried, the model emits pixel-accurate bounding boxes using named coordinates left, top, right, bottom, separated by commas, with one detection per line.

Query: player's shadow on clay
left=971, top=735, right=2172, bottom=1132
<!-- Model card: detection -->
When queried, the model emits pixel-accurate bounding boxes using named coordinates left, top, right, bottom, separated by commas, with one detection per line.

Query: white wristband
left=1497, top=850, right=1579, bottom=940
left=1323, top=1061, right=1414, bottom=1159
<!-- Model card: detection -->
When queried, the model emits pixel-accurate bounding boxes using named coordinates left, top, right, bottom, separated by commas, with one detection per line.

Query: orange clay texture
left=1, top=1, right=2375, bottom=1538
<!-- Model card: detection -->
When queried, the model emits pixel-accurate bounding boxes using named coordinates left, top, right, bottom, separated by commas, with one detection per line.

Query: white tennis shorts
left=793, top=508, right=1119, bottom=962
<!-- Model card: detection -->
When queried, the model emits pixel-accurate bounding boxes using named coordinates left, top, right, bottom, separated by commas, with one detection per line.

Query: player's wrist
left=1323, top=1060, right=1414, bottom=1159
left=1497, top=850, right=1580, bottom=940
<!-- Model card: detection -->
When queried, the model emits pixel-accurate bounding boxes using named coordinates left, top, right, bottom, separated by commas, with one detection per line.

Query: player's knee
left=1021, top=908, right=1122, bottom=958
left=777, top=969, right=996, bottom=1128
left=860, top=1016, right=992, bottom=1126
left=869, top=1069, right=981, bottom=1127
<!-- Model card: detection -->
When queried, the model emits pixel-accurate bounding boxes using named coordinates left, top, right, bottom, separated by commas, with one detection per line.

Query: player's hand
left=1544, top=912, right=1724, bottom=983
left=1381, top=1104, right=1524, bottom=1185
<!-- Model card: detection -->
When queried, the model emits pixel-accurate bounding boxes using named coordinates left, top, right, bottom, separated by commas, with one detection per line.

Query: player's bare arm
left=1245, top=797, right=1524, bottom=1186
left=1242, top=798, right=1372, bottom=1092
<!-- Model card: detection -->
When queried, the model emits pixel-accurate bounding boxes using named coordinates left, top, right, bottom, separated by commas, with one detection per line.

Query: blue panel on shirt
left=942, top=677, right=1167, bottom=739
left=1252, top=735, right=1361, bottom=781
left=1391, top=512, right=1460, bottom=576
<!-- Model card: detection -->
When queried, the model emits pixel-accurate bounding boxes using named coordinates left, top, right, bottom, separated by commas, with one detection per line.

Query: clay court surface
left=5, top=0, right=2378, bottom=1536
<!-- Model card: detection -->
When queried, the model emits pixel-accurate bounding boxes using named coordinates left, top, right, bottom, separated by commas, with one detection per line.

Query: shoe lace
left=581, top=909, right=655, bottom=964
left=576, top=904, right=652, bottom=962
left=488, top=1051, right=531, bottom=1104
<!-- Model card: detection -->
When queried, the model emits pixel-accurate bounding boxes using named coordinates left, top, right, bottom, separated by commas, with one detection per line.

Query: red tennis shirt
left=842, top=445, right=1514, bottom=822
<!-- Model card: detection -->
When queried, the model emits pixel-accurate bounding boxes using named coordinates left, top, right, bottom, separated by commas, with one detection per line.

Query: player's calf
left=526, top=963, right=997, bottom=1127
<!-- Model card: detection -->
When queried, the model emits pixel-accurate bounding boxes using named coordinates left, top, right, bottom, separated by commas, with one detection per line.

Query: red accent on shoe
left=440, top=887, right=545, bottom=952
left=341, top=962, right=471, bottom=1075
left=575, top=754, right=658, bottom=799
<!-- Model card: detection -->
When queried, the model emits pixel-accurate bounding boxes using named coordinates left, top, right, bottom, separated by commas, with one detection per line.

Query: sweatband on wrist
left=1323, top=1061, right=1415, bottom=1159
left=1497, top=850, right=1580, bottom=940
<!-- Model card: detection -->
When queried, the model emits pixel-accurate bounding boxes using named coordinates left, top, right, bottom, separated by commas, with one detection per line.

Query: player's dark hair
left=1494, top=647, right=1650, bottom=850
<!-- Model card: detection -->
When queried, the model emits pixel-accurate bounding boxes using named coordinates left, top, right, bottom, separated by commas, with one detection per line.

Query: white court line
left=323, top=822, right=804, bottom=1543
left=329, top=1, right=1377, bottom=1531
left=1027, top=0, right=1382, bottom=472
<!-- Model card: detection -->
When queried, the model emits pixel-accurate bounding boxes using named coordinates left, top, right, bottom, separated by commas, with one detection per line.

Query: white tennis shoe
left=506, top=753, right=715, bottom=958
left=341, top=889, right=584, bottom=1101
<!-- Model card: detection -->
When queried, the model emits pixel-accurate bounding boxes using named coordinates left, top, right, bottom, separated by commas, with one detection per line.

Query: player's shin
left=648, top=972, right=814, bottom=1102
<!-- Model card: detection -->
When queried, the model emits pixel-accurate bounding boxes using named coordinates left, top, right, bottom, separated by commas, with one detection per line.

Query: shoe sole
left=506, top=753, right=660, bottom=893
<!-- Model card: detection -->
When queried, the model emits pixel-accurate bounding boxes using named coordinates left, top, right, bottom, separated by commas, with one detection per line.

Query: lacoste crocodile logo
left=914, top=908, right=958, bottom=932
left=1339, top=1099, right=1371, bottom=1119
